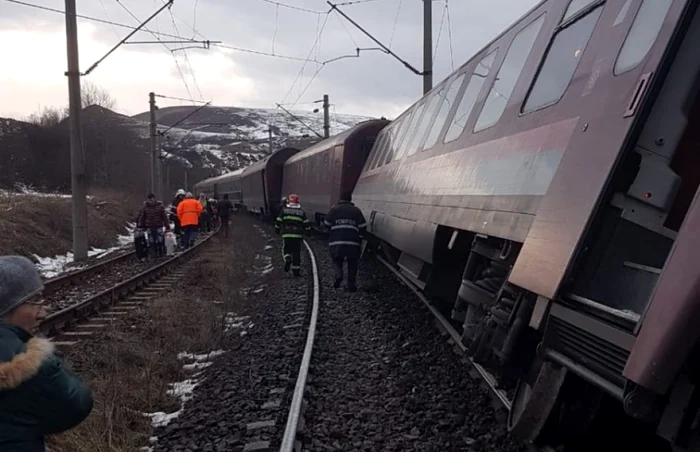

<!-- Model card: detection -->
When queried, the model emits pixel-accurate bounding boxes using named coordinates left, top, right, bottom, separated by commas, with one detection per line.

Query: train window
left=368, top=132, right=390, bottom=170
left=383, top=114, right=413, bottom=165
left=563, top=0, right=598, bottom=22
left=522, top=7, right=601, bottom=113
left=444, top=50, right=498, bottom=143
left=423, top=74, right=466, bottom=150
left=406, top=92, right=442, bottom=156
left=371, top=125, right=397, bottom=169
left=474, top=14, right=546, bottom=132
left=395, top=101, right=427, bottom=160
left=614, top=0, right=672, bottom=75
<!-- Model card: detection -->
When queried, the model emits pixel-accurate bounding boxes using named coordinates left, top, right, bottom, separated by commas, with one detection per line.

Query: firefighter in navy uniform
left=275, top=194, right=310, bottom=276
left=323, top=193, right=367, bottom=292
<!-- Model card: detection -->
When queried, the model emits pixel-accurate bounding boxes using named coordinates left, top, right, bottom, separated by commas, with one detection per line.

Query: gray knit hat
left=0, top=256, right=44, bottom=316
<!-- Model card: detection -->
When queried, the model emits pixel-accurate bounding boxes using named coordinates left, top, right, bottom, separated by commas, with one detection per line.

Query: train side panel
left=282, top=120, right=388, bottom=225
left=240, top=147, right=299, bottom=217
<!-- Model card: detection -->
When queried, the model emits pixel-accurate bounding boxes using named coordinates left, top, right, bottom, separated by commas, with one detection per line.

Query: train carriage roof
left=285, top=119, right=390, bottom=165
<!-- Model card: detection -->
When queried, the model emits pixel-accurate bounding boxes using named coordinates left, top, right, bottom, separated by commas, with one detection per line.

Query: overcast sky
left=0, top=0, right=540, bottom=120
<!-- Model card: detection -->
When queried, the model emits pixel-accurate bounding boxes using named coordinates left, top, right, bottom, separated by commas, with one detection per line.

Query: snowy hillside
left=131, top=106, right=376, bottom=176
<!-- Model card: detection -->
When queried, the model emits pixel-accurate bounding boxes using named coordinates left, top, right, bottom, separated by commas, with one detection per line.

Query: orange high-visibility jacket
left=177, top=198, right=203, bottom=227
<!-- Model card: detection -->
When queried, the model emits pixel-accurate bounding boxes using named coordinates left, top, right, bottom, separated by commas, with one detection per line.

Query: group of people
left=275, top=192, right=367, bottom=292
left=136, top=189, right=235, bottom=254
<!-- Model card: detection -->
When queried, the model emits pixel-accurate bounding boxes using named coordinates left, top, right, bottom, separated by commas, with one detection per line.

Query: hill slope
left=0, top=105, right=374, bottom=196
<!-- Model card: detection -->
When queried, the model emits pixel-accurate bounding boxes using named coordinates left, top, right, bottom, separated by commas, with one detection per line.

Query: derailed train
left=195, top=0, right=700, bottom=448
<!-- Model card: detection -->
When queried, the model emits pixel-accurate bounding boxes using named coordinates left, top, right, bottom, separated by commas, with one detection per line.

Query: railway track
left=39, top=230, right=219, bottom=343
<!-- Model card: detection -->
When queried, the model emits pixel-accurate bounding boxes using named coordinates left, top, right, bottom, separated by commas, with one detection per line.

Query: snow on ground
left=142, top=348, right=228, bottom=452
left=0, top=183, right=96, bottom=200
left=35, top=223, right=135, bottom=278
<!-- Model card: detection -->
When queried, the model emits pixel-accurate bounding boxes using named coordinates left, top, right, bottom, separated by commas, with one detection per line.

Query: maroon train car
left=281, top=119, right=389, bottom=226
left=355, top=0, right=700, bottom=450
left=240, top=147, right=299, bottom=218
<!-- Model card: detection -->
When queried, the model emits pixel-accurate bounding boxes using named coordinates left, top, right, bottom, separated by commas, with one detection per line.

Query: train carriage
left=193, top=168, right=245, bottom=206
left=354, top=0, right=700, bottom=449
left=281, top=119, right=389, bottom=227
left=240, top=147, right=299, bottom=218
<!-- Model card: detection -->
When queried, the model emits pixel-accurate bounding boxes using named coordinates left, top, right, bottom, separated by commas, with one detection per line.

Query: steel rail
left=44, top=249, right=135, bottom=294
left=279, top=240, right=320, bottom=452
left=39, top=229, right=219, bottom=337
left=377, top=254, right=512, bottom=410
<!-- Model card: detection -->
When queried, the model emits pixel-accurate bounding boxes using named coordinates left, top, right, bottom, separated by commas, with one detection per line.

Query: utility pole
left=423, top=0, right=433, bottom=94
left=268, top=125, right=273, bottom=153
left=323, top=94, right=330, bottom=138
left=149, top=92, right=157, bottom=196
left=65, top=0, right=88, bottom=261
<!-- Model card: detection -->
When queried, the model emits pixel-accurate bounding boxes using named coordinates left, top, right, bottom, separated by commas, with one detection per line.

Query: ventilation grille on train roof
left=544, top=315, right=630, bottom=388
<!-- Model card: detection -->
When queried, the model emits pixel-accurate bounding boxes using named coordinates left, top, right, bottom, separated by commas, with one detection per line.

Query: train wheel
left=508, top=360, right=567, bottom=443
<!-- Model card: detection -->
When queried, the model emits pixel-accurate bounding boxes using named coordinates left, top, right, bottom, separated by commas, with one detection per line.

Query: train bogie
left=354, top=0, right=700, bottom=449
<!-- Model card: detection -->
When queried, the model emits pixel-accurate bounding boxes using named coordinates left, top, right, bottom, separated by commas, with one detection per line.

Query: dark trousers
left=182, top=225, right=197, bottom=248
left=333, top=256, right=358, bottom=287
left=283, top=238, right=302, bottom=275
left=221, top=216, right=230, bottom=237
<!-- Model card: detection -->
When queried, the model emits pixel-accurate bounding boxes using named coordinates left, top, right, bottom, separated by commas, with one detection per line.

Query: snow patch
left=143, top=348, right=226, bottom=436
left=35, top=223, right=136, bottom=278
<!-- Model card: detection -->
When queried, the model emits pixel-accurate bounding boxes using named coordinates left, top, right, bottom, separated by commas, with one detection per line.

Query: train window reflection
left=406, top=92, right=442, bottom=157
left=383, top=114, right=413, bottom=165
left=523, top=7, right=601, bottom=113
left=615, top=0, right=672, bottom=75
left=564, top=0, right=597, bottom=22
left=423, top=74, right=466, bottom=150
left=366, top=132, right=389, bottom=170
left=444, top=50, right=497, bottom=143
left=395, top=102, right=427, bottom=160
left=474, top=14, right=545, bottom=132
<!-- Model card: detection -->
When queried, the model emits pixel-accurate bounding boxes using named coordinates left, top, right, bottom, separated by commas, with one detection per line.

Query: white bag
left=164, top=232, right=177, bottom=256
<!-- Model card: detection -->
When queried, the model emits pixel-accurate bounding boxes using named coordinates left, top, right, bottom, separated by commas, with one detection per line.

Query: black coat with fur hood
left=0, top=323, right=93, bottom=451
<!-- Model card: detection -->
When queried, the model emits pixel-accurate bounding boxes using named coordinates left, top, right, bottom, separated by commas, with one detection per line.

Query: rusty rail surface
left=40, top=229, right=219, bottom=337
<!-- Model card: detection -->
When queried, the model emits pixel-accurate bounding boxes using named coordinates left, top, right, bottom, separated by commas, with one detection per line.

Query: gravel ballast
left=302, top=236, right=525, bottom=452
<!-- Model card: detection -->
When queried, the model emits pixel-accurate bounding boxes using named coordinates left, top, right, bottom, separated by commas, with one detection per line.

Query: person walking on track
left=218, top=194, right=234, bottom=238
left=169, top=189, right=186, bottom=247
left=275, top=193, right=310, bottom=276
left=137, top=193, right=170, bottom=257
left=324, top=193, right=367, bottom=292
left=177, top=192, right=203, bottom=249
left=0, top=256, right=93, bottom=451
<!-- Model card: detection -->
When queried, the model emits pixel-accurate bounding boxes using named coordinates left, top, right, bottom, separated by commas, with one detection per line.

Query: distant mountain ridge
left=0, top=105, right=375, bottom=196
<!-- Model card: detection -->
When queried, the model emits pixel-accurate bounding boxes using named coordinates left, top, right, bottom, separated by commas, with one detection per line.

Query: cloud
left=0, top=0, right=540, bottom=119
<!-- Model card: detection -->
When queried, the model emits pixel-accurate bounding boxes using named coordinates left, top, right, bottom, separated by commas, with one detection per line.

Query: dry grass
left=0, top=189, right=139, bottom=257
left=46, top=231, right=260, bottom=452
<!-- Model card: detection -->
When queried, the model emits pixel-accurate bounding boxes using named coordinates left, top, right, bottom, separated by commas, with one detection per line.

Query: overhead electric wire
left=168, top=9, right=204, bottom=101
left=279, top=12, right=331, bottom=106
left=446, top=0, right=455, bottom=71
left=115, top=0, right=195, bottom=102
left=433, top=1, right=448, bottom=65
left=255, top=0, right=325, bottom=14
left=1, top=0, right=324, bottom=65
left=388, top=0, right=402, bottom=48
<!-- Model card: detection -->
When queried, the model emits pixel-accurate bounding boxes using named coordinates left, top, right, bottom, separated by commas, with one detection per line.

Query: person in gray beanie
left=0, top=256, right=93, bottom=451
